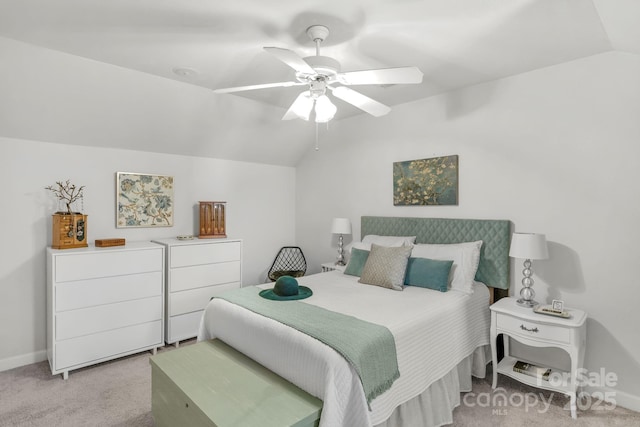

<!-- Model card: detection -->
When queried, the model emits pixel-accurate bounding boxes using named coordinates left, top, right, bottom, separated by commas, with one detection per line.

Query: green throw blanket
left=215, top=286, right=400, bottom=406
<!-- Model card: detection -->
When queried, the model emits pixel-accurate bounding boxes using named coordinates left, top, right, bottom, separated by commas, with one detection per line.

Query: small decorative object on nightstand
left=331, top=218, right=352, bottom=266
left=199, top=201, right=227, bottom=238
left=321, top=262, right=346, bottom=273
left=509, top=232, right=548, bottom=307
left=490, top=297, right=587, bottom=419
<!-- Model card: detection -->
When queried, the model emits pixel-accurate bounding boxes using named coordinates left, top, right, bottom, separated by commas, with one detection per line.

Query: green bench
left=150, top=339, right=323, bottom=427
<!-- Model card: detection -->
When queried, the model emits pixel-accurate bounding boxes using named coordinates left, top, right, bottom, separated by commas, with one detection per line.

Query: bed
left=198, top=216, right=511, bottom=427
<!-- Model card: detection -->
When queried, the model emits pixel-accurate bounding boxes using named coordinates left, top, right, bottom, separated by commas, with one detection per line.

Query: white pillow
left=411, top=241, right=483, bottom=294
left=361, top=235, right=416, bottom=247
left=348, top=241, right=370, bottom=253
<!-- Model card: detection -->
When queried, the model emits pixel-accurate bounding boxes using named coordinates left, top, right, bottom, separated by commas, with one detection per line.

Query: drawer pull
left=520, top=324, right=539, bottom=333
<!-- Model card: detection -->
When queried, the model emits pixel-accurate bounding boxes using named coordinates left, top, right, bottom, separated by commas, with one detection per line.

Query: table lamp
left=509, top=232, right=549, bottom=307
left=331, top=218, right=352, bottom=266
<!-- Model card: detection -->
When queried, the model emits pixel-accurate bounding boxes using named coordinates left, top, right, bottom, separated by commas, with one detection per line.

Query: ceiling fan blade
left=337, top=66, right=423, bottom=86
left=329, top=86, right=391, bottom=117
left=264, top=47, right=316, bottom=75
left=213, top=81, right=305, bottom=94
left=282, top=91, right=314, bottom=121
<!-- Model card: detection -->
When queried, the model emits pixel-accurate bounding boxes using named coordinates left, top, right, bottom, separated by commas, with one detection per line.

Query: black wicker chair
left=267, top=246, right=307, bottom=282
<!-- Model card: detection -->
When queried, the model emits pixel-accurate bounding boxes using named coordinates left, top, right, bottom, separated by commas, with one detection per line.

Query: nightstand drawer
left=497, top=314, right=570, bottom=344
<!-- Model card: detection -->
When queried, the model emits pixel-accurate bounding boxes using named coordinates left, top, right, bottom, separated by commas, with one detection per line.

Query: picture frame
left=116, top=172, right=174, bottom=228
left=552, top=299, right=564, bottom=312
left=393, top=155, right=458, bottom=206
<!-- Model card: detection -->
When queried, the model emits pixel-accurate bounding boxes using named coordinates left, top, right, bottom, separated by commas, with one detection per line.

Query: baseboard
left=585, top=385, right=640, bottom=413
left=0, top=350, right=47, bottom=373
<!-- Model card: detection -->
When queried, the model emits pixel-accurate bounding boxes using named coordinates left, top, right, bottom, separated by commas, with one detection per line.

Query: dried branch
left=45, top=180, right=85, bottom=214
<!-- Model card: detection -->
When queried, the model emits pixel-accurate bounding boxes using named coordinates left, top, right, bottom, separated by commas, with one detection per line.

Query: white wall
left=0, top=137, right=295, bottom=370
left=296, top=51, right=640, bottom=408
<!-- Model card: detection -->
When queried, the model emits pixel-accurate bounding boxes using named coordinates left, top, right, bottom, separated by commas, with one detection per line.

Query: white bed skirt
left=375, top=345, right=490, bottom=427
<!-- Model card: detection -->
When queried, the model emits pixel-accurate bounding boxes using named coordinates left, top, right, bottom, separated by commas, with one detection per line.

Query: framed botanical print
left=116, top=172, right=174, bottom=228
left=393, top=155, right=458, bottom=206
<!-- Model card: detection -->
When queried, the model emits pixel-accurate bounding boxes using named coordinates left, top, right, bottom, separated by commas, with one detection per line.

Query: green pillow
left=404, top=257, right=454, bottom=292
left=344, top=248, right=370, bottom=276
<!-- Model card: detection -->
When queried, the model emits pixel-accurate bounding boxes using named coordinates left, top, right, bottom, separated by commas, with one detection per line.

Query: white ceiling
left=0, top=0, right=638, bottom=162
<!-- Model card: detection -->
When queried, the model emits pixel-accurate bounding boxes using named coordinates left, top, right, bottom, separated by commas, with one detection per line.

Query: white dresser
left=152, top=238, right=242, bottom=346
left=47, top=242, right=165, bottom=380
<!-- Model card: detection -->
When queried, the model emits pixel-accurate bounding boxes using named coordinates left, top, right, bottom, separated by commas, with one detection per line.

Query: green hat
left=259, top=276, right=313, bottom=301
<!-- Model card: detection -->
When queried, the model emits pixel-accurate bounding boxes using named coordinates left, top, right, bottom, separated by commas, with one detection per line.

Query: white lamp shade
left=287, top=91, right=314, bottom=121
left=331, top=218, right=352, bottom=235
left=314, top=95, right=337, bottom=123
left=509, top=233, right=549, bottom=260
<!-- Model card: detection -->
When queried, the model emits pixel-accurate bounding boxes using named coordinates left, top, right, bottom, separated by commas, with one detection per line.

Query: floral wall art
left=393, top=155, right=458, bottom=206
left=116, top=172, right=174, bottom=227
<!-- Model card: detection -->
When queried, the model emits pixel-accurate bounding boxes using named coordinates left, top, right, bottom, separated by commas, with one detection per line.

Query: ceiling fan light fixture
left=314, top=95, right=337, bottom=123
left=284, top=91, right=314, bottom=121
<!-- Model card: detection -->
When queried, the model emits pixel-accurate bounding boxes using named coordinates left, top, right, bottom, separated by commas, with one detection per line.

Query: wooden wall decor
left=52, top=213, right=88, bottom=249
left=199, top=201, right=227, bottom=239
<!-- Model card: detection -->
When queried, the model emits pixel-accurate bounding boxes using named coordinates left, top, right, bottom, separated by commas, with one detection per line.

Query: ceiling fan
left=213, top=25, right=424, bottom=123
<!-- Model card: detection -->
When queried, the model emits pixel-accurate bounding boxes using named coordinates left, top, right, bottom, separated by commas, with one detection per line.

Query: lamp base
left=517, top=258, right=538, bottom=308
left=335, top=234, right=346, bottom=266
left=516, top=298, right=538, bottom=308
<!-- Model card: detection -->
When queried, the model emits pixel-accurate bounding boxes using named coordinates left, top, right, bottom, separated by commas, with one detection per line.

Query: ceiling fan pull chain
left=315, top=122, right=320, bottom=151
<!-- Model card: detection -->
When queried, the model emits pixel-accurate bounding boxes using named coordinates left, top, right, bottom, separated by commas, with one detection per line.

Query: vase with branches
left=45, top=180, right=85, bottom=215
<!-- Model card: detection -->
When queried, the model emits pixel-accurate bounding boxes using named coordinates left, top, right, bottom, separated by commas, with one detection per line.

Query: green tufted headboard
left=361, top=216, right=511, bottom=290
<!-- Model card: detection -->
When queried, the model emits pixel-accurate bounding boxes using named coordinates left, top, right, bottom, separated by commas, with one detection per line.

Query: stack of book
left=513, top=360, right=551, bottom=381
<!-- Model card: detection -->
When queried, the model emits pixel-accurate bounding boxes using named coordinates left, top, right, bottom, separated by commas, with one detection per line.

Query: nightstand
left=490, top=297, right=587, bottom=419
left=321, top=262, right=346, bottom=273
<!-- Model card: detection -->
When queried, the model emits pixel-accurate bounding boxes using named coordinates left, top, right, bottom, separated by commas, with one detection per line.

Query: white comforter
left=197, top=271, right=490, bottom=427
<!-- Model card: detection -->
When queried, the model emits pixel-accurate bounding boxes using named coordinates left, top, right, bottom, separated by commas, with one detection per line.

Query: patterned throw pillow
left=359, top=244, right=412, bottom=291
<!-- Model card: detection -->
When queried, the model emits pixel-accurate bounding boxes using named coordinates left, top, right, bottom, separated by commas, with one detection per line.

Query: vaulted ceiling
left=0, top=0, right=638, bottom=165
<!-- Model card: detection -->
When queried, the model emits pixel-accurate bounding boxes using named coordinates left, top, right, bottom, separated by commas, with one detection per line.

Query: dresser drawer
left=168, top=311, right=204, bottom=343
left=170, top=242, right=241, bottom=268
left=55, top=320, right=162, bottom=370
left=170, top=261, right=240, bottom=292
left=56, top=296, right=163, bottom=340
left=497, top=314, right=570, bottom=344
left=56, top=271, right=162, bottom=311
left=170, top=282, right=239, bottom=317
left=55, top=248, right=162, bottom=282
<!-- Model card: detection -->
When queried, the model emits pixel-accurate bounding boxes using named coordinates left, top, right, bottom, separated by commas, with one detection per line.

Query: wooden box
left=95, top=238, right=126, bottom=247
left=52, top=213, right=88, bottom=249
left=198, top=201, right=227, bottom=239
